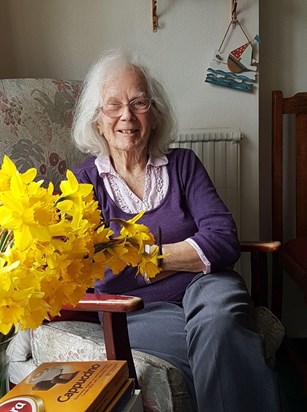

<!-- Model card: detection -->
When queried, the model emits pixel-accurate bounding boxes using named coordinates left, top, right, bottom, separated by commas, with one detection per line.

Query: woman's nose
left=120, top=104, right=136, bottom=120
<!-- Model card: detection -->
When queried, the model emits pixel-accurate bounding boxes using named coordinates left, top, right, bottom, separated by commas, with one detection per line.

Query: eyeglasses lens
left=101, top=98, right=152, bottom=118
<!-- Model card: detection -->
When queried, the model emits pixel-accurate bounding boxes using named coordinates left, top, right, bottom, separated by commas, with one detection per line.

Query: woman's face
left=97, top=68, right=157, bottom=156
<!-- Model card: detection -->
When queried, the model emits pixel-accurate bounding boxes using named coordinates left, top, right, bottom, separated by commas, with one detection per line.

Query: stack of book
left=0, top=360, right=136, bottom=411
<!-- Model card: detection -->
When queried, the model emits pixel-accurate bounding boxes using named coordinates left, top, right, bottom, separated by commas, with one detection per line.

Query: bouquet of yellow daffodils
left=0, top=156, right=162, bottom=335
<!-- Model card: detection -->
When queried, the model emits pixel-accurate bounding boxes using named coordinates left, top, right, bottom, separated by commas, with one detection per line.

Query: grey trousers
left=127, top=270, right=281, bottom=412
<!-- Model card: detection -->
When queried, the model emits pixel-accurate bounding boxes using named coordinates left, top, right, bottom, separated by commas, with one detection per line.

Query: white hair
left=72, top=49, right=178, bottom=156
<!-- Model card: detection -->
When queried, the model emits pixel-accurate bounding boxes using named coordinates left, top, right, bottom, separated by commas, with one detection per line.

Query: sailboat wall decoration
left=205, top=15, right=260, bottom=93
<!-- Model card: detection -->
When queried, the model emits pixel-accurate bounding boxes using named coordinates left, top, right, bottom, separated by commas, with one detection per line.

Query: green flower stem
left=0, top=228, right=14, bottom=253
left=94, top=238, right=125, bottom=254
left=0, top=330, right=15, bottom=398
left=0, top=328, right=15, bottom=344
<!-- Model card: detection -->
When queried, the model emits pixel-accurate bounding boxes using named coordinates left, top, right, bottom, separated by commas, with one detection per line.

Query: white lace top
left=95, top=153, right=169, bottom=213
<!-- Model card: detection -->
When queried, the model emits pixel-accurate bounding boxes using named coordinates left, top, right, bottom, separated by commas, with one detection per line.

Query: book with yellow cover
left=104, top=379, right=135, bottom=412
left=0, top=360, right=129, bottom=412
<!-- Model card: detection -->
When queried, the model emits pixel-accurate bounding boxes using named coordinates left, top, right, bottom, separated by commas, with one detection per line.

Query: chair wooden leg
left=103, top=312, right=139, bottom=388
left=282, top=336, right=307, bottom=396
left=272, top=254, right=283, bottom=319
left=250, top=251, right=268, bottom=307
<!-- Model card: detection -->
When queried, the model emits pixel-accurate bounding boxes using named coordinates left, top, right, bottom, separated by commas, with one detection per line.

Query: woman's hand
left=149, top=241, right=206, bottom=284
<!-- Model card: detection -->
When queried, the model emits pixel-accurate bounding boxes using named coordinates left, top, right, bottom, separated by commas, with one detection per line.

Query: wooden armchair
left=60, top=293, right=144, bottom=388
left=271, top=90, right=307, bottom=393
left=7, top=241, right=284, bottom=411
left=58, top=240, right=282, bottom=383
left=271, top=90, right=307, bottom=318
left=2, top=78, right=285, bottom=411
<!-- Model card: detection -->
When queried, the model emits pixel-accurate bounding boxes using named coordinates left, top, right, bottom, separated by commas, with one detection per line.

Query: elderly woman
left=72, top=50, right=281, bottom=411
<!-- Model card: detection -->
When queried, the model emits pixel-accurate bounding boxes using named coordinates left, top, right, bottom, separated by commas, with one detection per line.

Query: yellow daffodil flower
left=0, top=157, right=163, bottom=336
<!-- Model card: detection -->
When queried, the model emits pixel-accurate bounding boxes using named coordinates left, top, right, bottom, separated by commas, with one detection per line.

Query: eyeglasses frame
left=100, top=97, right=153, bottom=118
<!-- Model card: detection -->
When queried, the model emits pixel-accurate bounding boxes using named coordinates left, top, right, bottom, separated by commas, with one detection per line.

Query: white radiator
left=170, top=128, right=242, bottom=233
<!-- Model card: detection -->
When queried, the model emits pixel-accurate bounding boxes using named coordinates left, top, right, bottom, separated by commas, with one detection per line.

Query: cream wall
left=1, top=0, right=307, bottom=337
left=0, top=0, right=260, bottom=243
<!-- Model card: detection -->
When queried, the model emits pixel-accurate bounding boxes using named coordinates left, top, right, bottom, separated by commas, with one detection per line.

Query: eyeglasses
left=100, top=97, right=153, bottom=118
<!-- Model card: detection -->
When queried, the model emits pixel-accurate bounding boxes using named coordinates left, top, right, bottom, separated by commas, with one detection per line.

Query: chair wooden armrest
left=61, top=293, right=144, bottom=312
left=61, top=293, right=144, bottom=388
left=240, top=241, right=281, bottom=311
left=240, top=240, right=281, bottom=253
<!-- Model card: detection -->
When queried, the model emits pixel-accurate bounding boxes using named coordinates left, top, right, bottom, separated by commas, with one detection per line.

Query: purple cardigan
left=73, top=148, right=240, bottom=303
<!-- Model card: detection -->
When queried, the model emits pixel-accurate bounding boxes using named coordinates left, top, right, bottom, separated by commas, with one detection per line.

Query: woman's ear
left=96, top=122, right=103, bottom=135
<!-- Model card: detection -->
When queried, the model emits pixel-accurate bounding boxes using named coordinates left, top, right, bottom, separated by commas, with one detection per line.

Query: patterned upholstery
left=2, top=79, right=285, bottom=412
left=0, top=78, right=86, bottom=191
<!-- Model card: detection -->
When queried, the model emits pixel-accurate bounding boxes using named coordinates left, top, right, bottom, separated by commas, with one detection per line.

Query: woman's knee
left=184, top=271, right=253, bottom=314
left=183, top=271, right=257, bottom=339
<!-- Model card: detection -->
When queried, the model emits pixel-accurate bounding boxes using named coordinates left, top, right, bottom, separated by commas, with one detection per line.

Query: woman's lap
left=127, top=270, right=281, bottom=411
left=127, top=270, right=253, bottom=364
left=126, top=300, right=195, bottom=397
left=183, top=271, right=281, bottom=411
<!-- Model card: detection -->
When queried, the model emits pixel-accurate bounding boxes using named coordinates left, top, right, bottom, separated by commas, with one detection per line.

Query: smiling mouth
left=119, top=129, right=138, bottom=134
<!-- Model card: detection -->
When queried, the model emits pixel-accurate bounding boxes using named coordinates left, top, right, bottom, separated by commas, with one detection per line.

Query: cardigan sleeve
left=177, top=149, right=240, bottom=271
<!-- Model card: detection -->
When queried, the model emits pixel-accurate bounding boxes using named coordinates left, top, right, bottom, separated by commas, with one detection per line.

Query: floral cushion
left=0, top=78, right=87, bottom=191
left=255, top=306, right=285, bottom=368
